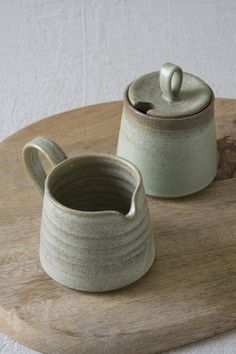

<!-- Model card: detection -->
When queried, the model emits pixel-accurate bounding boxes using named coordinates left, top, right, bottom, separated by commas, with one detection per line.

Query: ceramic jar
left=23, top=136, right=155, bottom=292
left=117, top=63, right=217, bottom=197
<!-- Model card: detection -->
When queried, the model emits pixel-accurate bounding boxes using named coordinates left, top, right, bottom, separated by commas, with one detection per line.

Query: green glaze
left=129, top=63, right=212, bottom=118
left=117, top=63, right=218, bottom=198
left=23, top=137, right=155, bottom=292
left=117, top=108, right=217, bottom=197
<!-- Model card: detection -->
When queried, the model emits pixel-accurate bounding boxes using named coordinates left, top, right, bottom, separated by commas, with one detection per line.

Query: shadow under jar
left=23, top=137, right=155, bottom=292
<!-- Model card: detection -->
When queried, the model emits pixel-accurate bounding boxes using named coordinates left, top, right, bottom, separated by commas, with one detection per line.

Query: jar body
left=117, top=99, right=217, bottom=198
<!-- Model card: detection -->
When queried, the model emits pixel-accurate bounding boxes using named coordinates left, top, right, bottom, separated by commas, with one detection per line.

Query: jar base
left=145, top=173, right=217, bottom=198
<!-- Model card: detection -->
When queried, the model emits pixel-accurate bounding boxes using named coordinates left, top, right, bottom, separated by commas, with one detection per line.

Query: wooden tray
left=0, top=99, right=236, bottom=354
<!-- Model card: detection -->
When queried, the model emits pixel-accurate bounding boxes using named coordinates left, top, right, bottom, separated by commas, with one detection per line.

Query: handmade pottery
left=23, top=136, right=155, bottom=292
left=117, top=63, right=217, bottom=197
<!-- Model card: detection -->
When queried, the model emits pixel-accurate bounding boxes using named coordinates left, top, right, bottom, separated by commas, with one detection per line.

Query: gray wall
left=1, top=0, right=236, bottom=140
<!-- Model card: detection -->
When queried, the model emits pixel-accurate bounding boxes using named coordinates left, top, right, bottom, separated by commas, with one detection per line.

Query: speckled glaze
left=117, top=63, right=218, bottom=198
left=129, top=63, right=212, bottom=118
left=23, top=136, right=155, bottom=292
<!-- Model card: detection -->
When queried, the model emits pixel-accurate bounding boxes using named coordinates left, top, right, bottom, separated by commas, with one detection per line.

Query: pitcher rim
left=45, top=153, right=143, bottom=219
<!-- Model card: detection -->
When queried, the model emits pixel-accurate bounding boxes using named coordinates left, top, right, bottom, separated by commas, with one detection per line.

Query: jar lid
left=128, top=63, right=212, bottom=118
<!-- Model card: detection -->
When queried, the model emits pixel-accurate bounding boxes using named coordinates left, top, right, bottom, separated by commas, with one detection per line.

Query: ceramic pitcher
left=23, top=136, right=155, bottom=292
left=117, top=63, right=217, bottom=197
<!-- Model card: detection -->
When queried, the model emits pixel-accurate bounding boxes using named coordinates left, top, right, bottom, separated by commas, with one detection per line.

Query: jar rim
left=124, top=84, right=214, bottom=130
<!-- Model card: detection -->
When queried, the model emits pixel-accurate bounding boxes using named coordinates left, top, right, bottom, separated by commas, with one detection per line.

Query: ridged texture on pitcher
left=40, top=155, right=155, bottom=291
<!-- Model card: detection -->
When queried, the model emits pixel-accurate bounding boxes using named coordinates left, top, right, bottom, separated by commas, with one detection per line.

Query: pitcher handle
left=23, top=136, right=67, bottom=197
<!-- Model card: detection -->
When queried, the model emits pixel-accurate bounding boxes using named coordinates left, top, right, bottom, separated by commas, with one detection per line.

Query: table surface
left=2, top=1, right=236, bottom=352
left=1, top=99, right=236, bottom=354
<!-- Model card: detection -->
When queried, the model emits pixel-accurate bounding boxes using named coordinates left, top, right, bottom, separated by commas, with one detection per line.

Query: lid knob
left=160, top=63, right=183, bottom=102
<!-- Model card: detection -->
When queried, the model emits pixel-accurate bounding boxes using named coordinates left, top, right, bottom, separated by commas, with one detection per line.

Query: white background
left=1, top=0, right=236, bottom=353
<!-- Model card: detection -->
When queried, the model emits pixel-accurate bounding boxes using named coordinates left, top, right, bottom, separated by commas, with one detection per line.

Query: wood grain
left=0, top=99, right=236, bottom=354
